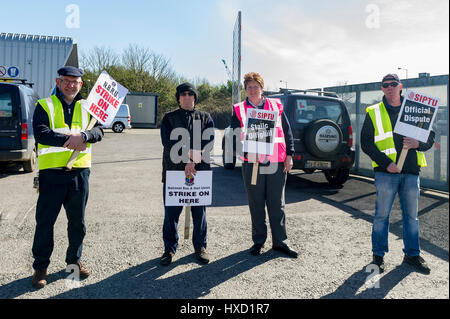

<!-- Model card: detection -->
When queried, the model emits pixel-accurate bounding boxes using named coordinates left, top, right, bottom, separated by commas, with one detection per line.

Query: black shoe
left=250, top=244, right=264, bottom=256
left=371, top=254, right=385, bottom=273
left=403, top=255, right=431, bottom=274
left=195, top=247, right=210, bottom=264
left=272, top=245, right=298, bottom=258
left=160, top=251, right=174, bottom=266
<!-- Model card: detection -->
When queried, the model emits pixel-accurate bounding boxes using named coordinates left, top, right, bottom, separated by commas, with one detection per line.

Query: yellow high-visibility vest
left=37, top=95, right=91, bottom=170
left=366, top=101, right=426, bottom=168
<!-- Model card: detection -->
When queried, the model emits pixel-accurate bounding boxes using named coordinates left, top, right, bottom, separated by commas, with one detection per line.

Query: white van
left=103, top=104, right=131, bottom=133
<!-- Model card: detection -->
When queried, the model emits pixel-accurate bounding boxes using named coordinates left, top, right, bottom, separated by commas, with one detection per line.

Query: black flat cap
left=57, top=66, right=84, bottom=77
left=382, top=73, right=400, bottom=83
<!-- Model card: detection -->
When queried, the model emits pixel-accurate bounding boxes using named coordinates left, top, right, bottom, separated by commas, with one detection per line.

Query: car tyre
left=112, top=122, right=125, bottom=133
left=222, top=136, right=236, bottom=170
left=222, top=151, right=236, bottom=170
left=23, top=146, right=37, bottom=173
left=324, top=168, right=350, bottom=185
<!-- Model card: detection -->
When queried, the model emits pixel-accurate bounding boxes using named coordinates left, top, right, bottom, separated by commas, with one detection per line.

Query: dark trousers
left=162, top=185, right=207, bottom=254
left=32, top=169, right=90, bottom=270
left=242, top=162, right=288, bottom=248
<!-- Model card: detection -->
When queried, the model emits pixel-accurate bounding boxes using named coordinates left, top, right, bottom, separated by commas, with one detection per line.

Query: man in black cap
left=361, top=73, right=435, bottom=274
left=159, top=83, right=215, bottom=266
left=31, top=66, right=104, bottom=288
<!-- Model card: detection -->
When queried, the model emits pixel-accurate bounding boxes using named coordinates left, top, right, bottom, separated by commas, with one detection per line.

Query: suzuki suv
left=222, top=89, right=355, bottom=185
left=0, top=79, right=39, bottom=172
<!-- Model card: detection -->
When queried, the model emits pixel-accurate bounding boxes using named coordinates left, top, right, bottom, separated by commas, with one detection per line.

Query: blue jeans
left=372, top=172, right=420, bottom=257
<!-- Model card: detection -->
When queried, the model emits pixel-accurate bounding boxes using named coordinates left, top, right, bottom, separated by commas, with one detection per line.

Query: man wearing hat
left=159, top=83, right=214, bottom=266
left=31, top=66, right=104, bottom=288
left=361, top=73, right=435, bottom=274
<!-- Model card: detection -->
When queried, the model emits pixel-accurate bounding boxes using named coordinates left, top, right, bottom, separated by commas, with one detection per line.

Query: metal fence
left=325, top=74, right=449, bottom=192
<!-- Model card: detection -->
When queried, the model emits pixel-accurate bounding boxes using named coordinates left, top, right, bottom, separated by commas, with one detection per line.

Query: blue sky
left=1, top=0, right=449, bottom=90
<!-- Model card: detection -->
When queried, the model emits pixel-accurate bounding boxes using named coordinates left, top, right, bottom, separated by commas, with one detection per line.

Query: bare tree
left=122, top=44, right=153, bottom=74
left=80, top=46, right=119, bottom=73
left=122, top=44, right=175, bottom=80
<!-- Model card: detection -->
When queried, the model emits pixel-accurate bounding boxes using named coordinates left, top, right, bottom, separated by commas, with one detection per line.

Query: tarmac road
left=0, top=128, right=448, bottom=299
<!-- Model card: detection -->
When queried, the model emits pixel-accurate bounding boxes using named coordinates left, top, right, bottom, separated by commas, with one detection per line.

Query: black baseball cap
left=382, top=73, right=400, bottom=83
left=57, top=66, right=84, bottom=77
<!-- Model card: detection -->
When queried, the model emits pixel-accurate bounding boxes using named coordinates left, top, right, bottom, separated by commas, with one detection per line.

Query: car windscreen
left=294, top=98, right=343, bottom=124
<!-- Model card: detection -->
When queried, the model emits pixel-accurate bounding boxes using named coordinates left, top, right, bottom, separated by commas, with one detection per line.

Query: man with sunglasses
left=31, top=66, right=104, bottom=288
left=159, top=83, right=214, bottom=266
left=361, top=74, right=435, bottom=274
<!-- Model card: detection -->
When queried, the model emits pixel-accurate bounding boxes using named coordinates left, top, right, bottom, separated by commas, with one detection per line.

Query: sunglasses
left=180, top=92, right=195, bottom=96
left=382, top=82, right=399, bottom=88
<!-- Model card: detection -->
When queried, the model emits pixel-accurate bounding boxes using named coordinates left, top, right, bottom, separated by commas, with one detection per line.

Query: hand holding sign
left=394, top=90, right=439, bottom=171
left=66, top=71, right=128, bottom=169
left=64, top=133, right=87, bottom=151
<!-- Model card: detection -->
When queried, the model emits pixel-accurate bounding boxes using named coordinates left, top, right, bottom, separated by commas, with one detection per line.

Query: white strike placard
left=165, top=171, right=212, bottom=206
left=84, top=71, right=128, bottom=126
left=394, top=89, right=440, bottom=143
left=243, top=108, right=278, bottom=155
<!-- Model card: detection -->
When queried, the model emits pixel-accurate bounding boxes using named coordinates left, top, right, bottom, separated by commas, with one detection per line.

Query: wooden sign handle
left=251, top=162, right=259, bottom=185
left=184, top=206, right=191, bottom=239
left=396, top=147, right=408, bottom=172
left=66, top=117, right=97, bottom=170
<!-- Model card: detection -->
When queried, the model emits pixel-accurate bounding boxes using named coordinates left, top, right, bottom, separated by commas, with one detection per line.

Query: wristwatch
left=81, top=132, right=88, bottom=143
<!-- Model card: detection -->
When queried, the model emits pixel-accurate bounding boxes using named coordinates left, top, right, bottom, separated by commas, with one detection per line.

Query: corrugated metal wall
left=0, top=33, right=76, bottom=98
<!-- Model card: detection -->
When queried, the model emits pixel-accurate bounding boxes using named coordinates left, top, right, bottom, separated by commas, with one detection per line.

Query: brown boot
left=31, top=269, right=47, bottom=289
left=68, top=261, right=90, bottom=279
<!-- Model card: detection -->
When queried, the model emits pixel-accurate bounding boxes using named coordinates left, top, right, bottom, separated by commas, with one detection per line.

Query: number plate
left=305, top=160, right=331, bottom=169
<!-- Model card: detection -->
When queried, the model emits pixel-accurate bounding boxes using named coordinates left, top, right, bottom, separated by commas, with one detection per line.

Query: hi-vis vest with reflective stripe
left=37, top=95, right=92, bottom=170
left=366, top=102, right=426, bottom=168
left=233, top=98, right=286, bottom=163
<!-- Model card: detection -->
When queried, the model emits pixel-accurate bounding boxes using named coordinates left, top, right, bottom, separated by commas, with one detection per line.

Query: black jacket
left=360, top=96, right=435, bottom=175
left=160, top=107, right=215, bottom=183
left=33, top=88, right=104, bottom=146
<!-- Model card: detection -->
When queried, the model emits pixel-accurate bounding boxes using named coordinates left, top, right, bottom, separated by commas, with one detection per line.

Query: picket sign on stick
left=396, top=147, right=408, bottom=171
left=393, top=89, right=440, bottom=172
left=65, top=70, right=128, bottom=170
left=243, top=108, right=278, bottom=186
left=164, top=171, right=212, bottom=239
left=251, top=162, right=259, bottom=185
left=66, top=116, right=97, bottom=170
left=184, top=206, right=191, bottom=239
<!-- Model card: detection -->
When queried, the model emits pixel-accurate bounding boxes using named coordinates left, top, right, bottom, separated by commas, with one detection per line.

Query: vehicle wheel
left=304, top=119, right=343, bottom=159
left=23, top=146, right=37, bottom=173
left=112, top=122, right=125, bottom=133
left=324, top=168, right=350, bottom=185
left=222, top=136, right=236, bottom=170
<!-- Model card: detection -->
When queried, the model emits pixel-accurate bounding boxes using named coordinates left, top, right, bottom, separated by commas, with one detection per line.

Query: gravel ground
left=0, top=129, right=448, bottom=300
